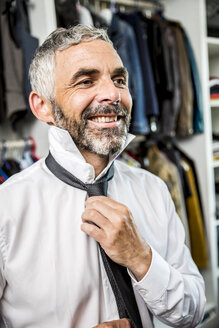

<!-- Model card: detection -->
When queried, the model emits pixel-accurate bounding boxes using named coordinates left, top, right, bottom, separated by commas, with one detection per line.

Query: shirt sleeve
left=128, top=182, right=206, bottom=327
left=0, top=227, right=7, bottom=299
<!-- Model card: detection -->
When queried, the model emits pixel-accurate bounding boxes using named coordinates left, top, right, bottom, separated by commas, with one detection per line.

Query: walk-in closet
left=0, top=0, right=218, bottom=327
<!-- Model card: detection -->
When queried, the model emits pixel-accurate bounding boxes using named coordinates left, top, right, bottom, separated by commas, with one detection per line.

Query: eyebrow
left=111, top=67, right=128, bottom=79
left=70, top=68, right=100, bottom=85
left=69, top=67, right=128, bottom=85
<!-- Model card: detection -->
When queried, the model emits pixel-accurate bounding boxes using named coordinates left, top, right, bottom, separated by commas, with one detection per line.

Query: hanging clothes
left=140, top=14, right=174, bottom=102
left=0, top=1, right=6, bottom=123
left=146, top=144, right=191, bottom=248
left=77, top=3, right=93, bottom=26
left=165, top=142, right=207, bottom=268
left=0, top=4, right=27, bottom=124
left=13, top=0, right=39, bottom=114
left=52, top=2, right=204, bottom=138
left=55, top=0, right=79, bottom=28
left=181, top=28, right=204, bottom=134
left=0, top=137, right=39, bottom=182
left=109, top=14, right=149, bottom=134
left=144, top=15, right=181, bottom=137
left=169, top=22, right=194, bottom=137
left=181, top=158, right=208, bottom=269
left=160, top=23, right=181, bottom=136
left=0, top=0, right=39, bottom=127
left=117, top=11, right=160, bottom=127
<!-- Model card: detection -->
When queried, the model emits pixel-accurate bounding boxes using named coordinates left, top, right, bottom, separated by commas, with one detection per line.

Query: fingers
left=81, top=196, right=152, bottom=279
left=85, top=196, right=132, bottom=226
left=85, top=196, right=126, bottom=212
left=81, top=208, right=111, bottom=242
left=82, top=208, right=112, bottom=231
left=92, top=318, right=131, bottom=328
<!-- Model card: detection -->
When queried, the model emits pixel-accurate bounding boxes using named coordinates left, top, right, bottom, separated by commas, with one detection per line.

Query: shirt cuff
left=128, top=247, right=170, bottom=302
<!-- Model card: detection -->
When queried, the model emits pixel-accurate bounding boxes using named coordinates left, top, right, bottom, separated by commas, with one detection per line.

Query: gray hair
left=29, top=24, right=113, bottom=101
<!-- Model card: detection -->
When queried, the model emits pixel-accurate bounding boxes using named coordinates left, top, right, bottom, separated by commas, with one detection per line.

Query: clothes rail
left=97, top=0, right=163, bottom=11
left=0, top=138, right=33, bottom=152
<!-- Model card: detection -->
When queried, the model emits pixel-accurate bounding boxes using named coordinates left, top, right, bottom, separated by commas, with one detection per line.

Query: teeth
left=91, top=116, right=117, bottom=122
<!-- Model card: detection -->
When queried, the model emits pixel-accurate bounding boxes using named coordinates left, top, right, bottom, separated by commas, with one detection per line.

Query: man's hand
left=93, top=318, right=131, bottom=327
left=81, top=196, right=152, bottom=281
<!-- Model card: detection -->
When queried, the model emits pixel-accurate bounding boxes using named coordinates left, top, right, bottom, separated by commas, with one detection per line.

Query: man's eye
left=77, top=79, right=93, bottom=86
left=113, top=78, right=126, bottom=86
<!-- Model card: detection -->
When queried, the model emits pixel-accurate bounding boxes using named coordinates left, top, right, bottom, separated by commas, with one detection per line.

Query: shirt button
left=139, top=288, right=147, bottom=295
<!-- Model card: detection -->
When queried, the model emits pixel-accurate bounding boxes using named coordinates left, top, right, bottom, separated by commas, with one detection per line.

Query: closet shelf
left=214, top=220, right=219, bottom=227
left=212, top=160, right=219, bottom=168
left=207, top=37, right=219, bottom=57
left=98, top=0, right=161, bottom=10
left=210, top=100, right=219, bottom=108
left=205, top=302, right=216, bottom=315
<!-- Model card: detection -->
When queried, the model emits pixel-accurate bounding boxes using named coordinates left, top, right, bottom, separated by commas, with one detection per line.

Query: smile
left=89, top=115, right=118, bottom=123
left=87, top=115, right=122, bottom=128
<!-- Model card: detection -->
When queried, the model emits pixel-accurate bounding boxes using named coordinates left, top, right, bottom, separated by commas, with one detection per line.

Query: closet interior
left=0, top=0, right=218, bottom=327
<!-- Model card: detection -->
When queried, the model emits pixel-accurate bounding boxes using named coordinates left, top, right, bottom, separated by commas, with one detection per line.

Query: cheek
left=122, top=91, right=132, bottom=114
left=62, top=93, right=94, bottom=118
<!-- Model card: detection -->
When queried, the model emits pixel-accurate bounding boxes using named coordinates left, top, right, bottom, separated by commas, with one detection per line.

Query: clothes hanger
left=19, top=137, right=35, bottom=170
left=29, top=136, right=39, bottom=162
left=1, top=140, right=21, bottom=177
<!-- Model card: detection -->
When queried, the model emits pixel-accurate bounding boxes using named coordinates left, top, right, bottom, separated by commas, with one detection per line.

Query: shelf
left=207, top=37, right=219, bottom=57
left=205, top=302, right=217, bottom=315
left=214, top=220, right=219, bottom=227
left=207, top=37, right=219, bottom=45
left=212, top=160, right=219, bottom=168
left=210, top=100, right=219, bottom=108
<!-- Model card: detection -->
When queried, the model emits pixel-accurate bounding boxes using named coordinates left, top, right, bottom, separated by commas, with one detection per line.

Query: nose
left=95, top=78, right=120, bottom=105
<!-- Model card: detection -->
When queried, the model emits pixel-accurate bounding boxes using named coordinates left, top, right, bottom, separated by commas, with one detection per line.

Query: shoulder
left=114, top=159, right=166, bottom=188
left=0, top=158, right=47, bottom=196
left=114, top=160, right=172, bottom=206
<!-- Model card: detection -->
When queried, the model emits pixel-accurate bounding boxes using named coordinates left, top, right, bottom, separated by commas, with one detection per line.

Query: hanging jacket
left=109, top=14, right=149, bottom=134
left=13, top=0, right=39, bottom=114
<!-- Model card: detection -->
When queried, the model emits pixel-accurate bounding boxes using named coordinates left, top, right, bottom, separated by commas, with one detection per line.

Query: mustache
left=82, top=104, right=128, bottom=121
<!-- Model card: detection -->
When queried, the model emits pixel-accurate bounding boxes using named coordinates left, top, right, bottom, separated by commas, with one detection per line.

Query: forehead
left=55, top=39, right=123, bottom=77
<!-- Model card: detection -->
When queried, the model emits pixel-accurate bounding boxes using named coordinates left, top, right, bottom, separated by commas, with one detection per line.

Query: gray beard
left=52, top=102, right=131, bottom=156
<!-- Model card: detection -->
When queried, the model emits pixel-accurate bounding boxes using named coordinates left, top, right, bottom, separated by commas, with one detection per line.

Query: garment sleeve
left=129, top=182, right=206, bottom=327
left=0, top=226, right=7, bottom=299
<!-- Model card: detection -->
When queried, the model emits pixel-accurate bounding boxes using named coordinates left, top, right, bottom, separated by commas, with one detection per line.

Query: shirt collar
left=48, top=126, right=135, bottom=183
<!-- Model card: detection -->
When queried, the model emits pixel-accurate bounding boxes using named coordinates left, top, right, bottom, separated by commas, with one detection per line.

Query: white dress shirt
left=0, top=126, right=205, bottom=328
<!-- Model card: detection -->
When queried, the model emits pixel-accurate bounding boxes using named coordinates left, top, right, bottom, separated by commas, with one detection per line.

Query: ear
left=29, top=91, right=55, bottom=125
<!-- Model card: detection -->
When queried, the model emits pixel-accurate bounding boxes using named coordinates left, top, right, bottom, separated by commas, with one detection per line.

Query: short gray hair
left=29, top=24, right=113, bottom=101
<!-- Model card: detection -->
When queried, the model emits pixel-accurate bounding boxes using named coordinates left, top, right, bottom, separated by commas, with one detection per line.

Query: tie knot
left=86, top=163, right=114, bottom=197
left=87, top=181, right=107, bottom=197
left=45, top=152, right=114, bottom=197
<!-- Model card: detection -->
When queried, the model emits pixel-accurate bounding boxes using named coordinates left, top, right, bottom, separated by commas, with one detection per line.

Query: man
left=0, top=25, right=205, bottom=327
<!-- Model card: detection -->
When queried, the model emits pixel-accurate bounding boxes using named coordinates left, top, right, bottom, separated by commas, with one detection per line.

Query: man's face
left=53, top=39, right=132, bottom=156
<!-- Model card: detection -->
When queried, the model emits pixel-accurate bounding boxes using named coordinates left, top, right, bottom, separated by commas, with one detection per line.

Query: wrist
left=129, top=245, right=152, bottom=281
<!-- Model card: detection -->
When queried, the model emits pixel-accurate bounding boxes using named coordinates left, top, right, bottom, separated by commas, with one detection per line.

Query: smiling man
left=0, top=25, right=205, bottom=328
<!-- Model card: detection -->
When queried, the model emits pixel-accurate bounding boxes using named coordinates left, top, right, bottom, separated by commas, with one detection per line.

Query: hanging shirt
left=0, top=126, right=205, bottom=328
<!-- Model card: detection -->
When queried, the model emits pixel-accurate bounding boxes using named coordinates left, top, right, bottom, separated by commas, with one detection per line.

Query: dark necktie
left=45, top=152, right=143, bottom=328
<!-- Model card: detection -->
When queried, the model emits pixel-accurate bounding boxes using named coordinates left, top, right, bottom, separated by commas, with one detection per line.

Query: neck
left=80, top=149, right=109, bottom=178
